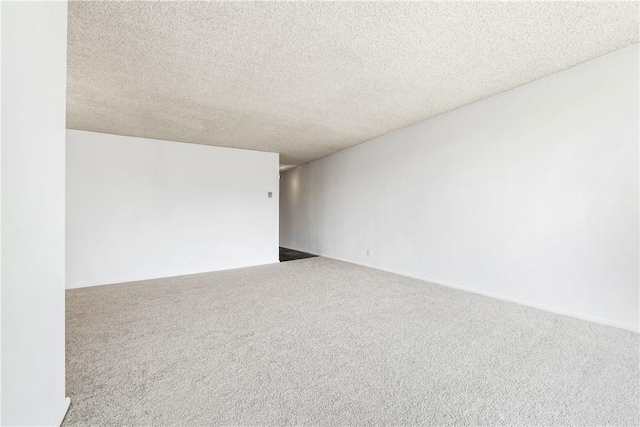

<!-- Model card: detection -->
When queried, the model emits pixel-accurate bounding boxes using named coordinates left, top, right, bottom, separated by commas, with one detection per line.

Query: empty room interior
left=1, top=1, right=640, bottom=426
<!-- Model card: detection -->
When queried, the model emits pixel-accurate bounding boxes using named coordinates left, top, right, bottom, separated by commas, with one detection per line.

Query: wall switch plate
left=367, top=249, right=371, bottom=257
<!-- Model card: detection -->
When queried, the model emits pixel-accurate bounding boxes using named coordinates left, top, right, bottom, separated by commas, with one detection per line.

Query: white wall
left=281, top=45, right=639, bottom=331
left=66, top=130, right=279, bottom=288
left=1, top=2, right=69, bottom=425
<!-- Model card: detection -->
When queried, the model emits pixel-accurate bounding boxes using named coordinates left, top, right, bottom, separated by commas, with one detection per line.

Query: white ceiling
left=67, top=1, right=639, bottom=168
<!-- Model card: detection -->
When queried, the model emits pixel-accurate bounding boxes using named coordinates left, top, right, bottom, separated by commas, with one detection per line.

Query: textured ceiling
left=67, top=1, right=639, bottom=167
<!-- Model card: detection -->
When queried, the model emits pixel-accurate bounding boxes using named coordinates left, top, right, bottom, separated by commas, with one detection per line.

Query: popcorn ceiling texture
left=67, top=1, right=639, bottom=167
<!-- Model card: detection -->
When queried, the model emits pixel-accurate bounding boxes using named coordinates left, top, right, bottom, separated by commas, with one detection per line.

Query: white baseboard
left=66, top=259, right=281, bottom=290
left=53, top=397, right=70, bottom=426
left=319, top=254, right=639, bottom=333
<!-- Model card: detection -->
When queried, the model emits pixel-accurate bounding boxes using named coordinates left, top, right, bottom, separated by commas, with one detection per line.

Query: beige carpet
left=64, top=257, right=639, bottom=426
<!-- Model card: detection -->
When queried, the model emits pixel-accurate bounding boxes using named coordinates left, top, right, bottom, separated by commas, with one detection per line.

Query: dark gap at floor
left=279, top=247, right=318, bottom=262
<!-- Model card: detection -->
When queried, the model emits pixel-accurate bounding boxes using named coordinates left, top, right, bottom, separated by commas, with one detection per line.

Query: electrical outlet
left=367, top=249, right=371, bottom=257
left=268, top=191, right=273, bottom=198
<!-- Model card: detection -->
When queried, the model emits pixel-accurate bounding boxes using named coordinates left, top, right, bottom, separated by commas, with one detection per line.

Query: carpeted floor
left=64, top=257, right=639, bottom=426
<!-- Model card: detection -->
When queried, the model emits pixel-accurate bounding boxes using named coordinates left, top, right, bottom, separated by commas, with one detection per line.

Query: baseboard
left=66, top=259, right=280, bottom=290
left=53, top=397, right=70, bottom=427
left=320, top=254, right=639, bottom=333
